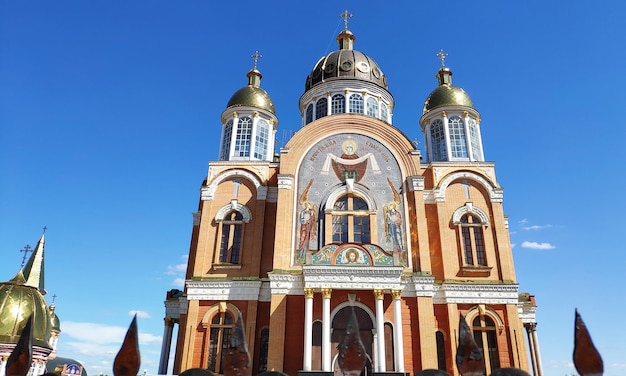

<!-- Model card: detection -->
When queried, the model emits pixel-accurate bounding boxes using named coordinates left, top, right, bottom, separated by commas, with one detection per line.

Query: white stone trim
left=303, top=266, right=404, bottom=290
left=451, top=202, right=490, bottom=225
left=165, top=297, right=188, bottom=318
left=185, top=280, right=262, bottom=300
left=268, top=273, right=304, bottom=294
left=400, top=275, right=436, bottom=297
left=202, top=169, right=265, bottom=201
left=429, top=170, right=503, bottom=203
left=407, top=176, right=424, bottom=192
left=214, top=201, right=252, bottom=223
left=278, top=174, right=294, bottom=190
left=432, top=283, right=519, bottom=304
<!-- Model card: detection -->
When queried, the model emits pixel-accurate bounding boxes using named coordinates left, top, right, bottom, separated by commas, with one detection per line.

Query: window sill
left=458, top=265, right=492, bottom=277
left=213, top=264, right=242, bottom=270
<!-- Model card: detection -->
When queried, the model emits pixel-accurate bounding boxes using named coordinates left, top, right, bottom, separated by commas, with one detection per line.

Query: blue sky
left=1, top=1, right=625, bottom=375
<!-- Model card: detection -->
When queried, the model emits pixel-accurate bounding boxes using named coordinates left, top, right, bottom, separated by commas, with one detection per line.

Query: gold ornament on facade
left=321, top=288, right=332, bottom=299
left=304, top=288, right=315, bottom=299
left=373, top=289, right=385, bottom=300
left=441, top=111, right=447, bottom=118
left=462, top=111, right=468, bottom=118
left=391, top=289, right=402, bottom=300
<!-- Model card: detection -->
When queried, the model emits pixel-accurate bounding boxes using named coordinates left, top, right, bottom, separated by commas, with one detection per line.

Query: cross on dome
left=340, top=10, right=353, bottom=30
left=251, top=50, right=262, bottom=69
left=20, top=244, right=32, bottom=267
left=436, top=49, right=449, bottom=68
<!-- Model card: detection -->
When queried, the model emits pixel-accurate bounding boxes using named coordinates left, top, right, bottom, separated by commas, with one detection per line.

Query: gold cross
left=340, top=10, right=352, bottom=30
left=251, top=50, right=262, bottom=69
left=436, top=49, right=448, bottom=68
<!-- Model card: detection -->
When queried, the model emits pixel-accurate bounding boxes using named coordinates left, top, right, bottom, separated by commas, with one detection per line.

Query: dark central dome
left=305, top=29, right=388, bottom=92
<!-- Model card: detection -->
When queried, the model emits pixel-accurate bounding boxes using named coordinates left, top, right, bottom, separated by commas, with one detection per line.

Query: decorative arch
left=202, top=169, right=267, bottom=201
left=465, top=305, right=505, bottom=332
left=452, top=203, right=490, bottom=226
left=323, top=183, right=377, bottom=211
left=200, top=302, right=242, bottom=326
left=215, top=202, right=252, bottom=223
left=330, top=301, right=376, bottom=330
left=433, top=171, right=502, bottom=202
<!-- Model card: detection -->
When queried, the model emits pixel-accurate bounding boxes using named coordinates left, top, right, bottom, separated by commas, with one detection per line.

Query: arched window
left=459, top=214, right=486, bottom=266
left=207, top=311, right=235, bottom=373
left=306, top=104, right=313, bottom=124
left=431, top=119, right=447, bottom=161
left=219, top=211, right=244, bottom=263
left=234, top=116, right=252, bottom=157
left=220, top=119, right=233, bottom=160
left=366, top=97, right=378, bottom=118
left=331, top=94, right=345, bottom=114
left=448, top=116, right=468, bottom=158
left=436, top=331, right=447, bottom=371
left=316, top=97, right=328, bottom=120
left=472, top=315, right=500, bottom=374
left=258, top=327, right=269, bottom=373
left=381, top=104, right=389, bottom=122
left=349, top=94, right=364, bottom=114
left=254, top=119, right=270, bottom=160
left=468, top=118, right=482, bottom=161
left=331, top=194, right=371, bottom=244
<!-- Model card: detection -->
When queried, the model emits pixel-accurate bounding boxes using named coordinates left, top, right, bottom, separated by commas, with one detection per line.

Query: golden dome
left=226, top=85, right=275, bottom=114
left=49, top=304, right=61, bottom=332
left=423, top=67, right=474, bottom=114
left=0, top=270, right=51, bottom=348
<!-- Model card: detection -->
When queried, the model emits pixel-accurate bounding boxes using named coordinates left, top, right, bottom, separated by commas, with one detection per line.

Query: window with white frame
left=316, top=97, right=328, bottom=120
left=220, top=119, right=233, bottom=160
left=472, top=314, right=500, bottom=373
left=234, top=116, right=252, bottom=157
left=448, top=116, right=468, bottom=158
left=331, top=94, right=345, bottom=114
left=254, top=119, right=270, bottom=160
left=349, top=94, right=364, bottom=114
left=206, top=310, right=234, bottom=373
left=459, top=213, right=486, bottom=266
left=381, top=103, right=389, bottom=122
left=366, top=97, right=378, bottom=117
left=218, top=210, right=244, bottom=263
left=468, top=118, right=481, bottom=161
left=431, top=119, right=447, bottom=161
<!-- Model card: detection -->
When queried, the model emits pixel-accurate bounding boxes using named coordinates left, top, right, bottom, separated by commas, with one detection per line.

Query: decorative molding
left=203, top=169, right=265, bottom=201
left=432, top=283, right=519, bottom=304
left=302, top=265, right=404, bottom=290
left=215, top=201, right=252, bottom=223
left=278, top=174, right=294, bottom=190
left=192, top=211, right=201, bottom=226
left=165, top=297, right=188, bottom=319
left=407, top=176, right=425, bottom=192
left=373, top=289, right=385, bottom=300
left=451, top=202, right=490, bottom=225
left=268, top=272, right=304, bottom=294
left=432, top=171, right=503, bottom=203
left=186, top=280, right=262, bottom=300
left=266, top=187, right=279, bottom=203
left=518, top=302, right=538, bottom=324
left=400, top=275, right=436, bottom=297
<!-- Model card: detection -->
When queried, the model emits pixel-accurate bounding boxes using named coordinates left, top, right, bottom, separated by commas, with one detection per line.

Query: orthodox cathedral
left=159, top=11, right=542, bottom=376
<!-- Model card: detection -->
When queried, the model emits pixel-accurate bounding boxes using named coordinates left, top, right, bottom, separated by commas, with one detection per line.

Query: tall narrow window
left=316, top=97, right=328, bottom=120
left=366, top=97, right=378, bottom=118
left=220, top=120, right=233, bottom=160
left=207, top=311, right=234, bottom=373
left=219, top=211, right=244, bottom=263
left=448, top=116, right=468, bottom=158
left=436, top=331, right=447, bottom=371
left=306, top=104, right=313, bottom=124
left=349, top=94, right=364, bottom=114
left=468, top=118, right=482, bottom=161
left=331, top=194, right=371, bottom=244
left=472, top=315, right=500, bottom=374
left=384, top=322, right=395, bottom=371
left=331, top=94, right=345, bottom=114
left=431, top=119, right=447, bottom=161
left=258, top=328, right=269, bottom=373
left=234, top=116, right=252, bottom=157
left=254, top=119, right=270, bottom=160
left=459, top=214, right=486, bottom=266
left=381, top=104, right=389, bottom=122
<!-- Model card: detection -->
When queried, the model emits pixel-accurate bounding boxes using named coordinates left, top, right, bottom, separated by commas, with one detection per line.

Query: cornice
left=302, top=265, right=404, bottom=290
left=186, top=280, right=262, bottom=300
left=433, top=283, right=519, bottom=304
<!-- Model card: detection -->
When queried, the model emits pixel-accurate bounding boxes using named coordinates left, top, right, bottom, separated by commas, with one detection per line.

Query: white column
left=526, top=324, right=537, bottom=375
left=392, top=289, right=405, bottom=372
left=322, top=288, right=332, bottom=371
left=303, top=288, right=314, bottom=371
left=374, top=289, right=386, bottom=372
left=531, top=324, right=544, bottom=376
left=441, top=111, right=451, bottom=160
left=158, top=318, right=175, bottom=375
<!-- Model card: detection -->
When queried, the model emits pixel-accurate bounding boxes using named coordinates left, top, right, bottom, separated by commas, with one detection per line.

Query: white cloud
left=521, top=241, right=555, bottom=250
left=522, top=224, right=552, bottom=230
left=519, top=218, right=528, bottom=224
left=166, top=254, right=188, bottom=275
left=511, top=243, right=516, bottom=249
left=62, top=321, right=162, bottom=346
left=129, top=310, right=151, bottom=319
left=172, top=277, right=185, bottom=288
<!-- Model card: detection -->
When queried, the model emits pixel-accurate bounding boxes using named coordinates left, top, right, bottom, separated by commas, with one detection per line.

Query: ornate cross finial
left=340, top=10, right=352, bottom=30
left=20, top=244, right=32, bottom=268
left=436, top=49, right=448, bottom=68
left=42, top=226, right=47, bottom=233
left=251, top=50, right=262, bottom=69
left=52, top=294, right=57, bottom=304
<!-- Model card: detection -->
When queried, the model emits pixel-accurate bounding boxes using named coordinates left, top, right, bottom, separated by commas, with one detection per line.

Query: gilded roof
left=423, top=84, right=474, bottom=114
left=50, top=304, right=60, bottom=332
left=305, top=49, right=388, bottom=91
left=226, top=85, right=275, bottom=114
left=0, top=270, right=51, bottom=348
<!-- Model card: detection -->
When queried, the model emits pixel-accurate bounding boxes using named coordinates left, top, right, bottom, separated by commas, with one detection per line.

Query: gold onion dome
left=226, top=65, right=276, bottom=114
left=305, top=27, right=388, bottom=92
left=423, top=66, right=474, bottom=114
left=0, top=270, right=51, bottom=348
left=49, top=304, right=60, bottom=332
